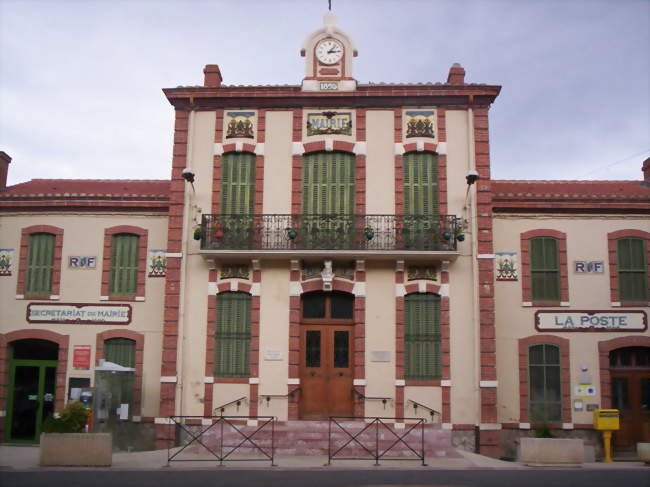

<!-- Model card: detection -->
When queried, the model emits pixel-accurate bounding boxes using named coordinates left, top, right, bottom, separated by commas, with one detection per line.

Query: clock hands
left=327, top=47, right=341, bottom=54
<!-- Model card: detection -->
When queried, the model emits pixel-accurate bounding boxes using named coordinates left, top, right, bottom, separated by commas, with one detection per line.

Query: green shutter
left=221, top=153, right=255, bottom=215
left=530, top=237, right=560, bottom=301
left=26, top=233, right=55, bottom=295
left=403, top=152, right=438, bottom=216
left=302, top=151, right=355, bottom=215
left=215, top=292, right=251, bottom=377
left=404, top=293, right=440, bottom=380
left=529, top=344, right=562, bottom=422
left=110, top=234, right=139, bottom=296
left=105, top=338, right=136, bottom=368
left=618, top=238, right=648, bottom=301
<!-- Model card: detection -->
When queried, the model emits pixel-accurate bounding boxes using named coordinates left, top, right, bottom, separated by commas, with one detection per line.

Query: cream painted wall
left=405, top=386, right=442, bottom=423
left=263, top=111, right=292, bottom=214
left=493, top=215, right=650, bottom=424
left=363, top=262, right=397, bottom=418
left=0, top=212, right=167, bottom=417
left=177, top=110, right=216, bottom=416
left=186, top=111, right=216, bottom=247
left=365, top=110, right=395, bottom=215
left=258, top=263, right=291, bottom=421
left=212, top=383, right=250, bottom=416
left=445, top=109, right=481, bottom=426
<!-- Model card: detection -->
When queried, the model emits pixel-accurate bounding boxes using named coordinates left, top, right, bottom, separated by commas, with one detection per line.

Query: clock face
left=315, top=39, right=344, bottom=65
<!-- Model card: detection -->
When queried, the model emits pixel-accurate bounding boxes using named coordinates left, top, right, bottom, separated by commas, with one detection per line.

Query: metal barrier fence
left=328, top=416, right=427, bottom=466
left=167, top=415, right=276, bottom=466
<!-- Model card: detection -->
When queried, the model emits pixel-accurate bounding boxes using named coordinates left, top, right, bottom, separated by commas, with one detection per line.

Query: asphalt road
left=1, top=468, right=649, bottom=487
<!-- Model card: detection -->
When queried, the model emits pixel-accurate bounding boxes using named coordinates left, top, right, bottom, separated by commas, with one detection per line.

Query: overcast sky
left=1, top=0, right=648, bottom=186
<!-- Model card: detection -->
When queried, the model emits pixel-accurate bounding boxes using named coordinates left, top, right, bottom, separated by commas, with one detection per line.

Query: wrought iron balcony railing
left=200, top=214, right=461, bottom=252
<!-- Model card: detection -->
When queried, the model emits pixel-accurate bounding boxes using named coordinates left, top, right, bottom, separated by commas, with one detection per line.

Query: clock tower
left=301, top=12, right=357, bottom=92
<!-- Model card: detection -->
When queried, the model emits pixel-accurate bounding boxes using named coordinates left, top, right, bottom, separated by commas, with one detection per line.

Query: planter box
left=638, top=443, right=650, bottom=464
left=40, top=433, right=112, bottom=466
left=520, top=437, right=584, bottom=467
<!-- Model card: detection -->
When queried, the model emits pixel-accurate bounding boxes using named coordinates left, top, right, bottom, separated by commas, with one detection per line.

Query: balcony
left=199, top=214, right=462, bottom=260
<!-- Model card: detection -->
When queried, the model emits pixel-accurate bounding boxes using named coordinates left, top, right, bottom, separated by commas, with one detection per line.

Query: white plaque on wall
left=264, top=350, right=283, bottom=361
left=370, top=350, right=391, bottom=362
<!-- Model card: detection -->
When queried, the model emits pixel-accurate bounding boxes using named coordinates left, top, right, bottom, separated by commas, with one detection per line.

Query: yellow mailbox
left=594, top=409, right=620, bottom=431
left=594, top=409, right=619, bottom=462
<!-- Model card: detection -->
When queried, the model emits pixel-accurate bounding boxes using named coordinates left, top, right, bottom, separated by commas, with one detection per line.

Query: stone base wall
left=500, top=428, right=602, bottom=461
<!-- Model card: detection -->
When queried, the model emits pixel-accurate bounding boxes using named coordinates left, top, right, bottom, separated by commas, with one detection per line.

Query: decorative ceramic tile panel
left=405, top=110, right=436, bottom=139
left=225, top=111, right=256, bottom=139
left=495, top=252, right=518, bottom=281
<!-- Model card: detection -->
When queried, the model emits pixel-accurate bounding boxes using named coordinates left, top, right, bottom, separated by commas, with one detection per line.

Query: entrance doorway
left=610, top=347, right=650, bottom=450
left=6, top=339, right=58, bottom=443
left=299, top=291, right=354, bottom=419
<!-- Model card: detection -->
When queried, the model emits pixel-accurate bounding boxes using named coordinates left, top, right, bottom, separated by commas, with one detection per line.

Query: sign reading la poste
left=535, top=310, right=647, bottom=332
left=27, top=303, right=132, bottom=325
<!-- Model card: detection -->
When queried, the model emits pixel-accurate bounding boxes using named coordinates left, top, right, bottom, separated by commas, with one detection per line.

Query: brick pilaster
left=155, top=109, right=189, bottom=449
left=473, top=106, right=499, bottom=457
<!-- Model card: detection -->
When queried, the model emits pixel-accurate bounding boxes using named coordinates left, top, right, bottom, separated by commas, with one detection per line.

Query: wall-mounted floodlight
left=182, top=168, right=195, bottom=183
left=466, top=169, right=479, bottom=186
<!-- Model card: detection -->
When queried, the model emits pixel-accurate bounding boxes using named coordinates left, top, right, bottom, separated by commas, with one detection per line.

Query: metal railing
left=214, top=396, right=247, bottom=415
left=408, top=399, right=441, bottom=421
left=327, top=416, right=427, bottom=466
left=260, top=387, right=301, bottom=408
left=352, top=388, right=393, bottom=409
left=201, top=214, right=461, bottom=252
left=167, top=415, right=276, bottom=466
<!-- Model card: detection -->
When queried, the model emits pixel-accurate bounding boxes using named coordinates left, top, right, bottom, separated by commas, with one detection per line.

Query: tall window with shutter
left=617, top=237, right=648, bottom=301
left=530, top=237, right=560, bottom=301
left=25, top=233, right=55, bottom=295
left=221, top=152, right=256, bottom=215
left=403, top=152, right=438, bottom=249
left=528, top=344, right=562, bottom=422
left=214, top=292, right=251, bottom=378
left=104, top=337, right=136, bottom=368
left=109, top=234, right=139, bottom=296
left=404, top=293, right=441, bottom=381
left=301, top=151, right=355, bottom=247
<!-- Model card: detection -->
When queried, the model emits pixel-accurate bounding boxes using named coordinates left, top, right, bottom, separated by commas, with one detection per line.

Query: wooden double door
left=611, top=369, right=650, bottom=449
left=299, top=324, right=354, bottom=419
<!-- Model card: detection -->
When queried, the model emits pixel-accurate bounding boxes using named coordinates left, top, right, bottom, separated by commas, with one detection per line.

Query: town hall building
left=1, top=13, right=648, bottom=459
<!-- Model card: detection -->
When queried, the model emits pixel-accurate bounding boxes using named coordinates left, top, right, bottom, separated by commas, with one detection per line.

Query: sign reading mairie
left=27, top=303, right=132, bottom=325
left=307, top=112, right=352, bottom=136
left=535, top=310, right=647, bottom=332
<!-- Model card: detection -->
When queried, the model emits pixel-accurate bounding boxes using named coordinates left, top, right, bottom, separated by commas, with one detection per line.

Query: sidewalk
left=0, top=444, right=646, bottom=470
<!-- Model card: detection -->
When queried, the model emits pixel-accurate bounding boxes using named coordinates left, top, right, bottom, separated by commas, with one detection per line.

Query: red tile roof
left=1, top=179, right=169, bottom=197
left=492, top=179, right=650, bottom=213
left=0, top=179, right=170, bottom=212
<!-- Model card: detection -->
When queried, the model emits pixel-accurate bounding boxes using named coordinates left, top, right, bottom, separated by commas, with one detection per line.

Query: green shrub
left=534, top=425, right=554, bottom=438
left=42, top=401, right=90, bottom=433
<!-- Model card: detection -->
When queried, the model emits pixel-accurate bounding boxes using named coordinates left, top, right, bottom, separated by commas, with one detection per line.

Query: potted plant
left=193, top=226, right=202, bottom=241
left=364, top=225, right=375, bottom=240
left=40, top=401, right=112, bottom=467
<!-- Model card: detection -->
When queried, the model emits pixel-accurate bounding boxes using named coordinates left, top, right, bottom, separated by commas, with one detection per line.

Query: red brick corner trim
left=607, top=230, right=650, bottom=306
left=0, top=329, right=70, bottom=437
left=598, top=335, right=650, bottom=409
left=96, top=329, right=144, bottom=417
left=520, top=229, right=568, bottom=305
left=518, top=334, right=571, bottom=425
left=101, top=225, right=148, bottom=301
left=17, top=225, right=64, bottom=299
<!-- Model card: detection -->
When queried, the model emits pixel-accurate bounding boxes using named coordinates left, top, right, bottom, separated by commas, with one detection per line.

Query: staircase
left=191, top=420, right=460, bottom=459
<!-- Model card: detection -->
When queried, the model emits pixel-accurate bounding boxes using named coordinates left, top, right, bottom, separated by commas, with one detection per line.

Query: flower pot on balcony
left=193, top=227, right=202, bottom=240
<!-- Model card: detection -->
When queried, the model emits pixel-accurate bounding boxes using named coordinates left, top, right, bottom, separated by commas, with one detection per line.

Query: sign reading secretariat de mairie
left=27, top=303, right=132, bottom=325
left=536, top=310, right=647, bottom=332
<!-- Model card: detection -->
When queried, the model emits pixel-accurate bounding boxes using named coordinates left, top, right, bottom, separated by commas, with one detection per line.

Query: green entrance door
left=6, top=339, right=58, bottom=443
